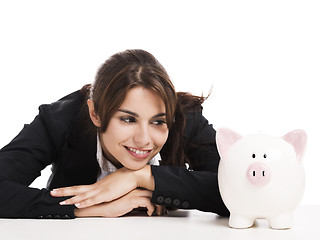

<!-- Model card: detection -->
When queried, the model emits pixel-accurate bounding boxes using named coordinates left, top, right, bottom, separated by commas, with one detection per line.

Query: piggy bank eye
left=252, top=153, right=256, bottom=158
left=263, top=154, right=267, bottom=158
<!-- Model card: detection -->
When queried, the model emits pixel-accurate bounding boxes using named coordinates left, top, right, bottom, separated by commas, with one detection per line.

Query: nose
left=247, top=162, right=271, bottom=186
left=133, top=123, right=151, bottom=147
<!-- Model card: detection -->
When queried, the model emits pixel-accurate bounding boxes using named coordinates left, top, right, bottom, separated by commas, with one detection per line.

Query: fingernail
left=60, top=201, right=66, bottom=205
left=51, top=189, right=58, bottom=195
left=75, top=203, right=81, bottom=208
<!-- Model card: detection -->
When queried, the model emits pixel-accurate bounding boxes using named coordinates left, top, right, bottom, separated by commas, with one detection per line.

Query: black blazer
left=0, top=89, right=228, bottom=219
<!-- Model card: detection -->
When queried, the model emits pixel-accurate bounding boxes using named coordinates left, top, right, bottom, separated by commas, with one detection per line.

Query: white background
left=0, top=0, right=319, bottom=205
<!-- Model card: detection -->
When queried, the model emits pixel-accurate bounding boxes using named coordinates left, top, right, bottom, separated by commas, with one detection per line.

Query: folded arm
left=51, top=110, right=229, bottom=216
left=0, top=91, right=83, bottom=219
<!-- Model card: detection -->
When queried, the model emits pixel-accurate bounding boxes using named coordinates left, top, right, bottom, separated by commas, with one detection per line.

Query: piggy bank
left=216, top=128, right=307, bottom=229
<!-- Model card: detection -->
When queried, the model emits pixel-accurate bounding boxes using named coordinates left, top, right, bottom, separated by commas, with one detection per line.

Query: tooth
left=127, top=147, right=149, bottom=155
left=130, top=147, right=136, bottom=152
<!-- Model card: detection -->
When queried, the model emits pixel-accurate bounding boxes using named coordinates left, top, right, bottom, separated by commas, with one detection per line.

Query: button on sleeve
left=173, top=199, right=181, bottom=207
left=182, top=201, right=190, bottom=208
left=164, top=197, right=172, bottom=205
left=156, top=196, right=164, bottom=204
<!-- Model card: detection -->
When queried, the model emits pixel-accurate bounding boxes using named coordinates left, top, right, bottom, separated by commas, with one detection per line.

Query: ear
left=216, top=128, right=242, bottom=161
left=282, top=129, right=307, bottom=162
left=87, top=99, right=101, bottom=127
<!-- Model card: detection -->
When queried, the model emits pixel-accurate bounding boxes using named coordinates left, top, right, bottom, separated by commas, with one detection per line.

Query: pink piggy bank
left=216, top=128, right=307, bottom=229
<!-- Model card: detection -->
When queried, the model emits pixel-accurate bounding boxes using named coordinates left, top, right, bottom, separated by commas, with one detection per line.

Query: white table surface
left=0, top=205, right=319, bottom=240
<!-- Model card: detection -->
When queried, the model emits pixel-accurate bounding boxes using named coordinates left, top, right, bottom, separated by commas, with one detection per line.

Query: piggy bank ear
left=282, top=130, right=307, bottom=162
left=216, top=128, right=242, bottom=160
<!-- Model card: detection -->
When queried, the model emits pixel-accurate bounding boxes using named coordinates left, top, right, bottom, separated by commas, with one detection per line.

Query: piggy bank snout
left=247, top=162, right=271, bottom=186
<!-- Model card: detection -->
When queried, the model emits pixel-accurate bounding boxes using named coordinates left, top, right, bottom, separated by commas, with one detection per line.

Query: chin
left=124, top=162, right=148, bottom=171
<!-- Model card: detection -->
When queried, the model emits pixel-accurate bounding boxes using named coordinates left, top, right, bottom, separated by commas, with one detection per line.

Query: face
left=89, top=86, right=169, bottom=170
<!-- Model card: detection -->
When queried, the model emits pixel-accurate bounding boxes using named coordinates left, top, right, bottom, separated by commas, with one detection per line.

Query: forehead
left=120, top=87, right=166, bottom=114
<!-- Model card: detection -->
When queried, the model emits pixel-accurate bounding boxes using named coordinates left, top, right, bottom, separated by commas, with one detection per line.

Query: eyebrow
left=118, top=109, right=166, bottom=118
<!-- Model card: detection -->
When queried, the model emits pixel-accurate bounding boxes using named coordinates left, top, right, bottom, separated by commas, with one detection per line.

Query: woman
left=0, top=49, right=229, bottom=218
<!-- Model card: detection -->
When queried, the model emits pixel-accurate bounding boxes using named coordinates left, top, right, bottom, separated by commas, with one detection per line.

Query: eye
left=263, top=154, right=267, bottom=158
left=151, top=119, right=167, bottom=126
left=252, top=153, right=256, bottom=158
left=120, top=116, right=136, bottom=123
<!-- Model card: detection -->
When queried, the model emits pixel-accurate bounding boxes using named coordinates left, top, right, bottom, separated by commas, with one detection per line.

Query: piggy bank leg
left=269, top=213, right=293, bottom=229
left=229, top=214, right=255, bottom=229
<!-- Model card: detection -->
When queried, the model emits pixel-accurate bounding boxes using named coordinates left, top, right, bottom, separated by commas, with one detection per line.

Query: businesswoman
left=0, top=49, right=228, bottom=219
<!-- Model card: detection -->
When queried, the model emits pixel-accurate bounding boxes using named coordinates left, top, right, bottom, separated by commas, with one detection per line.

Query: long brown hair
left=82, top=49, right=205, bottom=167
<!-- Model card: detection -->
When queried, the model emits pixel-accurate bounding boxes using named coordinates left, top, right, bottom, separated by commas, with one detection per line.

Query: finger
left=133, top=197, right=155, bottom=217
left=59, top=189, right=101, bottom=207
left=131, top=189, right=153, bottom=198
left=127, top=190, right=154, bottom=216
left=60, top=186, right=138, bottom=208
left=70, top=194, right=104, bottom=208
left=144, top=199, right=156, bottom=217
left=155, top=205, right=165, bottom=216
left=50, top=185, right=93, bottom=197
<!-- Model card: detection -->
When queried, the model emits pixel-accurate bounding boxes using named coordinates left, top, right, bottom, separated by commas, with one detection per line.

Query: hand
left=51, top=165, right=154, bottom=208
left=74, top=189, right=155, bottom=217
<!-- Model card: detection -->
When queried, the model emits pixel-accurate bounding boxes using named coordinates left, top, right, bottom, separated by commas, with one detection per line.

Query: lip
left=125, top=146, right=153, bottom=160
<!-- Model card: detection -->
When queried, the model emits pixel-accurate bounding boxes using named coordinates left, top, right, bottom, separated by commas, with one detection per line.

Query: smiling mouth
left=125, top=146, right=153, bottom=160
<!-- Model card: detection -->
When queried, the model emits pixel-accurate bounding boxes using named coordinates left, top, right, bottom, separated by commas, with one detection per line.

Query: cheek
left=152, top=128, right=169, bottom=148
left=102, top=121, right=129, bottom=147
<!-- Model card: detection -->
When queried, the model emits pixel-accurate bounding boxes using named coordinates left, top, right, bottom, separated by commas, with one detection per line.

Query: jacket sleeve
left=151, top=109, right=229, bottom=216
left=0, top=92, right=81, bottom=219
